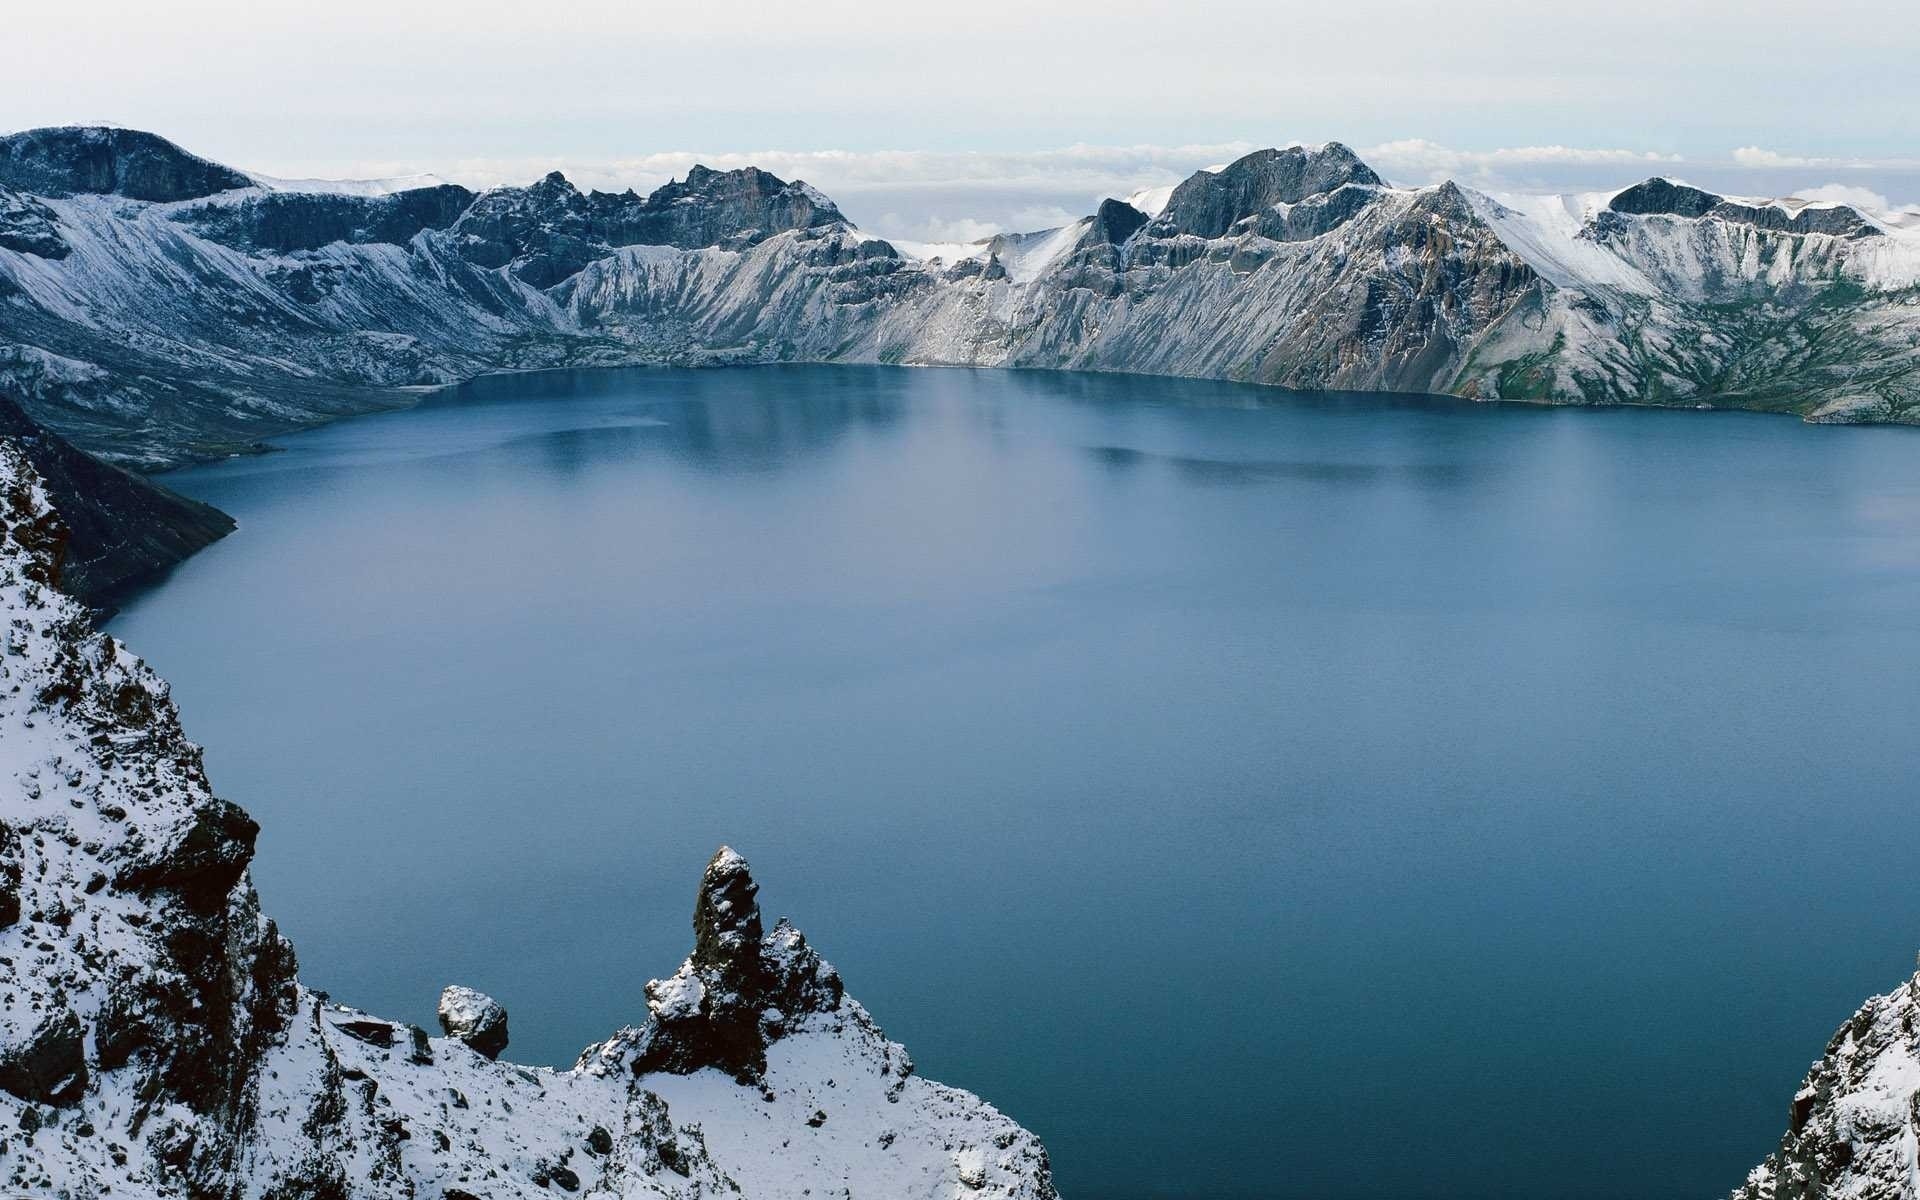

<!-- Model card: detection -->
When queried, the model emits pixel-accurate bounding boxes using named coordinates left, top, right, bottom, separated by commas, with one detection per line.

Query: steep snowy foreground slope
left=3, top=127, right=1919, bottom=466
left=0, top=443, right=1055, bottom=1198
left=1734, top=968, right=1920, bottom=1200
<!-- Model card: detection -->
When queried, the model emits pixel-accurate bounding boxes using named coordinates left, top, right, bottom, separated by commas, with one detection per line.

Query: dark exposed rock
left=0, top=1011, right=88, bottom=1106
left=1245, top=181, right=1380, bottom=242
left=172, top=184, right=476, bottom=253
left=0, top=188, right=68, bottom=258
left=630, top=846, right=844, bottom=1083
left=113, top=799, right=259, bottom=913
left=0, top=396, right=234, bottom=610
left=0, top=127, right=251, bottom=202
left=406, top=1025, right=434, bottom=1065
left=1156, top=144, right=1383, bottom=239
left=437, top=986, right=509, bottom=1060
left=450, top=163, right=843, bottom=286
left=1609, top=178, right=1724, bottom=218
left=613, top=164, right=843, bottom=250
left=1711, top=199, right=1876, bottom=238
left=0, top=822, right=19, bottom=929
left=586, top=1125, right=613, bottom=1155
left=1086, top=198, right=1147, bottom=247
left=333, top=1020, right=398, bottom=1048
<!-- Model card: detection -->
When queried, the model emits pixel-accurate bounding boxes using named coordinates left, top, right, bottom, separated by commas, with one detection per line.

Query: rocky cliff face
left=1734, top=968, right=1920, bottom=1200
left=0, top=126, right=252, bottom=204
left=0, top=443, right=1057, bottom=1198
left=0, top=396, right=232, bottom=608
left=3, top=127, right=1920, bottom=468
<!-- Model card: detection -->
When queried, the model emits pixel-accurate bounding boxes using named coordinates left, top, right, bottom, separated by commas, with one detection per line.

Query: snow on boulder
left=438, top=984, right=510, bottom=1060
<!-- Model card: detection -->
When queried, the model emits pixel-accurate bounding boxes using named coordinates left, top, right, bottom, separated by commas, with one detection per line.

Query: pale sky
left=9, top=0, right=1918, bottom=240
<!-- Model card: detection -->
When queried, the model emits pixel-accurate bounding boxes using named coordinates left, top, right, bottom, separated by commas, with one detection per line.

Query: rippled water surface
left=112, top=365, right=1920, bottom=1199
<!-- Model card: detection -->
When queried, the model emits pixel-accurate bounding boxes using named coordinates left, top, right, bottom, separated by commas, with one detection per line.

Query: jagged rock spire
left=692, top=845, right=762, bottom=970
left=632, top=847, right=843, bottom=1083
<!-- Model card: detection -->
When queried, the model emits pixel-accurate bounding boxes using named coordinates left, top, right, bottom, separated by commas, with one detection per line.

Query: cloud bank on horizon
left=6, top=0, right=1916, bottom=241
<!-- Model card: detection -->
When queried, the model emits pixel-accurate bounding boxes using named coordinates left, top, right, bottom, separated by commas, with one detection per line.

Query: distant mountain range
left=3, top=125, right=1919, bottom=468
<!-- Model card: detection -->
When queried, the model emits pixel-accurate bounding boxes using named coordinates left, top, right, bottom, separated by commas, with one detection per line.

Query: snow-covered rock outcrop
left=5, top=126, right=1920, bottom=469
left=0, top=439, right=1056, bottom=1198
left=1735, top=968, right=1920, bottom=1200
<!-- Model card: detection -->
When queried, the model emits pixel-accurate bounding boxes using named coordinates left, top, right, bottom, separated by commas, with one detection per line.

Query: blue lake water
left=110, top=365, right=1920, bottom=1199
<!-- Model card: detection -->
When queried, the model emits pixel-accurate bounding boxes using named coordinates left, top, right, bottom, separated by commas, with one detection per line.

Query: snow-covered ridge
left=0, top=443, right=1057, bottom=1198
left=6, top=123, right=1920, bottom=467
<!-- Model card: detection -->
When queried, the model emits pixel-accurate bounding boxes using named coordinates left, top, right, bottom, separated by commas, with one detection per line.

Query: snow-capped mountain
left=3, top=124, right=1919, bottom=469
left=0, top=444, right=1056, bottom=1197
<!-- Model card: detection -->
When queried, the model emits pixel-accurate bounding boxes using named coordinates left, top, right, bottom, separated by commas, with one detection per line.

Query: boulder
left=0, top=1010, right=88, bottom=1106
left=437, top=985, right=509, bottom=1060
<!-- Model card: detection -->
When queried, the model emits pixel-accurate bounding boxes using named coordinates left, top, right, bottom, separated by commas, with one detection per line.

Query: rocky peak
left=0, top=126, right=252, bottom=203
left=629, top=846, right=844, bottom=1082
left=1156, top=143, right=1385, bottom=239
left=1606, top=178, right=1877, bottom=238
left=692, top=845, right=763, bottom=967
left=1609, top=178, right=1725, bottom=218
left=1086, top=197, right=1149, bottom=247
left=621, top=165, right=845, bottom=249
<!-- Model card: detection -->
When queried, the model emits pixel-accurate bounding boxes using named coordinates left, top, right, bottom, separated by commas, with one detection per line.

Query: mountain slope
left=3, top=127, right=1919, bottom=468
left=1734, top=966, right=1920, bottom=1200
left=0, top=395, right=232, bottom=607
left=0, top=443, right=1056, bottom=1198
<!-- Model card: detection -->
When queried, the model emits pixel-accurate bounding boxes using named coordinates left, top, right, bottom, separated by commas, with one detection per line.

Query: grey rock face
left=438, top=985, right=510, bottom=1059
left=1711, top=199, right=1875, bottom=238
left=0, top=396, right=234, bottom=609
left=0, top=189, right=68, bottom=258
left=448, top=164, right=843, bottom=288
left=173, top=184, right=476, bottom=253
left=1608, top=178, right=1724, bottom=218
left=1155, top=143, right=1383, bottom=238
left=628, top=847, right=844, bottom=1083
left=0, top=1010, right=88, bottom=1106
left=1086, top=198, right=1148, bottom=246
left=614, top=163, right=844, bottom=249
left=0, top=127, right=251, bottom=202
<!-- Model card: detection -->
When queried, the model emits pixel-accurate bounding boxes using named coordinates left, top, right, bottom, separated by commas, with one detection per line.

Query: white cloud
left=1008, top=205, right=1080, bottom=230
left=1793, top=183, right=1892, bottom=210
left=1363, top=139, right=1682, bottom=182
left=1733, top=146, right=1920, bottom=171
left=915, top=216, right=1005, bottom=243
